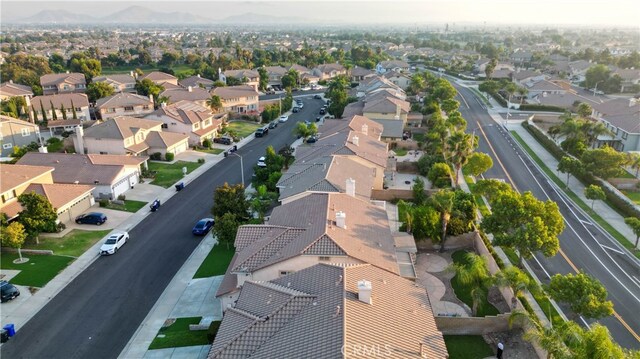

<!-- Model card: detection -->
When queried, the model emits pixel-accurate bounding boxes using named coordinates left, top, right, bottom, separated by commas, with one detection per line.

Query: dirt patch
left=484, top=329, right=539, bottom=359
left=487, top=286, right=511, bottom=313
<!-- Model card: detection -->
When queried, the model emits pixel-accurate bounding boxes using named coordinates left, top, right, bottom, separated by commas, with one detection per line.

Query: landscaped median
left=147, top=161, right=203, bottom=188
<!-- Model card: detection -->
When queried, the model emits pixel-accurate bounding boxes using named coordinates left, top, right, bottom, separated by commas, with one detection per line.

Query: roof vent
left=346, top=178, right=356, bottom=197
left=188, top=86, right=193, bottom=92
left=361, top=123, right=368, bottom=135
left=334, top=305, right=341, bottom=317
left=335, top=211, right=346, bottom=229
left=357, top=280, right=372, bottom=304
left=351, top=135, right=359, bottom=146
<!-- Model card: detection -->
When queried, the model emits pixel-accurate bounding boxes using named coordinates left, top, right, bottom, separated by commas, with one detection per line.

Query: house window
left=319, top=256, right=330, bottom=261
left=124, top=106, right=134, bottom=111
left=194, top=123, right=200, bottom=130
left=622, top=131, right=628, bottom=140
left=100, top=151, right=107, bottom=155
left=75, top=107, right=81, bottom=111
left=21, top=128, right=31, bottom=136
left=106, top=108, right=116, bottom=113
left=204, top=120, right=211, bottom=127
left=3, top=190, right=16, bottom=201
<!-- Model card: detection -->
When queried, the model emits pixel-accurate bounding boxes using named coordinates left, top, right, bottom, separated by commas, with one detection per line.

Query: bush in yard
left=202, top=138, right=212, bottom=148
left=165, top=152, right=174, bottom=161
left=428, top=162, right=452, bottom=188
left=198, top=158, right=205, bottom=164
left=150, top=152, right=162, bottom=161
left=117, top=194, right=126, bottom=201
left=99, top=199, right=109, bottom=207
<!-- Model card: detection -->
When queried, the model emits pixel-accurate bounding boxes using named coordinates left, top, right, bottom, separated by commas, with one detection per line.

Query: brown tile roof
left=140, top=71, right=177, bottom=82
left=86, top=154, right=148, bottom=166
left=0, top=81, right=33, bottom=97
left=363, top=96, right=410, bottom=115
left=144, top=131, right=189, bottom=149
left=160, top=87, right=210, bottom=103
left=16, top=152, right=126, bottom=186
left=210, top=263, right=447, bottom=359
left=47, top=119, right=82, bottom=128
left=125, top=142, right=150, bottom=154
left=84, top=116, right=162, bottom=140
left=297, top=130, right=388, bottom=168
left=224, top=69, right=260, bottom=80
left=0, top=115, right=39, bottom=130
left=0, top=164, right=53, bottom=193
left=96, top=92, right=153, bottom=109
left=25, top=183, right=94, bottom=211
left=319, top=115, right=383, bottom=140
left=31, top=93, right=89, bottom=109
left=92, top=74, right=136, bottom=86
left=593, top=98, right=640, bottom=133
left=40, top=72, right=86, bottom=86
left=212, top=85, right=259, bottom=100
left=1, top=200, right=22, bottom=218
left=179, top=75, right=215, bottom=89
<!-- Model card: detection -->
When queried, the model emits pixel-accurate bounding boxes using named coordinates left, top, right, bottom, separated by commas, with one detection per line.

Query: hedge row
left=521, top=122, right=640, bottom=218
left=518, top=104, right=566, bottom=113
left=488, top=91, right=507, bottom=107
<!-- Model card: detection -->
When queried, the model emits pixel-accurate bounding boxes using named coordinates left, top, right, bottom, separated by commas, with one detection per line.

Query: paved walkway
left=414, top=253, right=469, bottom=317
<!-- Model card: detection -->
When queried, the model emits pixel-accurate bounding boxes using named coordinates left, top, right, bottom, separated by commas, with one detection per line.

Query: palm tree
left=494, top=266, right=539, bottom=310
left=517, top=87, right=529, bottom=104
left=450, top=252, right=493, bottom=316
left=581, top=121, right=612, bottom=148
left=508, top=310, right=581, bottom=359
left=206, top=95, right=223, bottom=113
left=431, top=189, right=455, bottom=252
left=445, top=131, right=477, bottom=187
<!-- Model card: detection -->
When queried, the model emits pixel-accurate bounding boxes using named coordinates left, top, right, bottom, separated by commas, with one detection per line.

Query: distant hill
left=17, top=9, right=98, bottom=24
left=102, top=6, right=212, bottom=24
left=219, top=12, right=316, bottom=24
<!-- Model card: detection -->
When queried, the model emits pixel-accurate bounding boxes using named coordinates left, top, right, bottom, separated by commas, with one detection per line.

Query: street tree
left=576, top=102, right=593, bottom=118
left=474, top=179, right=512, bottom=203
left=450, top=252, right=493, bottom=316
left=464, top=152, right=493, bottom=177
left=509, top=310, right=581, bottom=359
left=206, top=95, right=223, bottom=113
left=482, top=190, right=564, bottom=267
left=581, top=145, right=627, bottom=179
left=326, top=75, right=350, bottom=118
left=624, top=217, right=640, bottom=249
left=584, top=184, right=606, bottom=210
left=557, top=156, right=584, bottom=186
left=213, top=212, right=239, bottom=249
left=17, top=192, right=58, bottom=242
left=584, top=64, right=611, bottom=90
left=495, top=266, right=540, bottom=301
left=446, top=131, right=477, bottom=187
left=430, top=189, right=455, bottom=252
left=86, top=81, right=115, bottom=102
left=546, top=272, right=613, bottom=319
left=441, top=98, right=460, bottom=115
left=427, top=162, right=452, bottom=188
left=1, top=221, right=27, bottom=262
left=211, top=182, right=250, bottom=222
left=431, top=78, right=457, bottom=102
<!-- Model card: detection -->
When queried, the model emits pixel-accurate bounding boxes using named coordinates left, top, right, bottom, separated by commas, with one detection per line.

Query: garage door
left=173, top=142, right=188, bottom=154
left=112, top=178, right=131, bottom=199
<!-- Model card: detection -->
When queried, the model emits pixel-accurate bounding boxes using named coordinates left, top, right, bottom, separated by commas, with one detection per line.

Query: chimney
left=197, top=74, right=201, bottom=78
left=130, top=71, right=134, bottom=77
left=335, top=211, right=346, bottom=229
left=351, top=135, right=359, bottom=146
left=161, top=102, right=166, bottom=108
left=346, top=178, right=356, bottom=197
left=188, top=86, right=193, bottom=92
left=149, top=94, right=154, bottom=103
left=357, top=280, right=372, bottom=304
left=74, top=125, right=84, bottom=154
left=361, top=123, right=368, bottom=135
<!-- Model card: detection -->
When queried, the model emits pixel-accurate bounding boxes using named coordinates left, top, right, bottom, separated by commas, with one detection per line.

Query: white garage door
left=112, top=177, right=131, bottom=199
left=173, top=142, right=188, bottom=154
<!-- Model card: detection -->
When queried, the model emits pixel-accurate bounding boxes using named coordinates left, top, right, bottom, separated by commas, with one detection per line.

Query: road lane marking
left=476, top=125, right=519, bottom=192
left=601, top=245, right=625, bottom=255
left=458, top=90, right=471, bottom=109
left=614, top=311, right=640, bottom=343
left=580, top=316, right=591, bottom=329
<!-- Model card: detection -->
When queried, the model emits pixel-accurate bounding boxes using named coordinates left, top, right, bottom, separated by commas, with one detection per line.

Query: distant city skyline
left=2, top=0, right=639, bottom=27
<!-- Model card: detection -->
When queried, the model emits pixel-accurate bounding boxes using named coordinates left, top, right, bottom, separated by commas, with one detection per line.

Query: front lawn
left=196, top=148, right=224, bottom=155
left=394, top=148, right=408, bottom=156
left=148, top=317, right=209, bottom=350
left=104, top=199, right=148, bottom=213
left=444, top=335, right=494, bottom=359
left=193, top=244, right=236, bottom=279
left=225, top=121, right=262, bottom=138
left=1, top=252, right=74, bottom=288
left=23, top=229, right=111, bottom=257
left=147, top=161, right=203, bottom=188
left=622, top=190, right=640, bottom=205
left=450, top=250, right=500, bottom=317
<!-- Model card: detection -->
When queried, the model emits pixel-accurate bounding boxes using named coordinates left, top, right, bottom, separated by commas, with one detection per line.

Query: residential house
left=179, top=75, right=215, bottom=91
left=512, top=70, right=546, bottom=87
left=17, top=152, right=147, bottom=200
left=211, top=85, right=259, bottom=114
left=47, top=119, right=82, bottom=136
left=92, top=74, right=137, bottom=93
left=145, top=100, right=226, bottom=146
left=313, top=63, right=347, bottom=81
left=160, top=86, right=210, bottom=107
left=319, top=115, right=384, bottom=142
left=510, top=50, right=534, bottom=66
left=363, top=97, right=409, bottom=133
left=96, top=93, right=154, bottom=120
left=531, top=91, right=599, bottom=111
left=592, top=98, right=640, bottom=152
left=382, top=71, right=411, bottom=90
left=376, top=60, right=410, bottom=74
left=263, top=66, right=288, bottom=86
left=139, top=71, right=178, bottom=86
left=524, top=79, right=568, bottom=99
left=0, top=81, right=33, bottom=106
left=40, top=72, right=86, bottom=95
left=223, top=69, right=260, bottom=91
left=0, top=116, right=42, bottom=157
left=0, top=164, right=95, bottom=223
left=216, top=192, right=412, bottom=310
left=81, top=116, right=189, bottom=156
left=210, top=263, right=447, bottom=359
left=568, top=60, right=592, bottom=82
left=30, top=93, right=91, bottom=122
left=350, top=66, right=376, bottom=82
left=611, top=68, right=640, bottom=92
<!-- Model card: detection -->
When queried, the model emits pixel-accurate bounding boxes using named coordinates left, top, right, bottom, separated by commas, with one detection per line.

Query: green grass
left=104, top=199, right=148, bottom=213
left=511, top=131, right=640, bottom=259
left=23, top=229, right=111, bottom=257
left=616, top=170, right=636, bottom=179
left=148, top=317, right=209, bottom=350
left=47, top=140, right=64, bottom=153
left=444, top=335, right=494, bottom=359
left=225, top=121, right=262, bottom=138
left=621, top=190, right=640, bottom=205
left=412, top=133, right=426, bottom=142
left=196, top=148, right=224, bottom=155
left=193, top=244, right=236, bottom=279
left=1, top=252, right=74, bottom=288
left=450, top=250, right=500, bottom=317
left=393, top=148, right=408, bottom=156
left=148, top=161, right=203, bottom=188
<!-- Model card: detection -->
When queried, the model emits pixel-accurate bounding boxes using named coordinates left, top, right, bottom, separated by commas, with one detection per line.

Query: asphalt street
left=455, top=84, right=640, bottom=349
left=0, top=95, right=326, bottom=358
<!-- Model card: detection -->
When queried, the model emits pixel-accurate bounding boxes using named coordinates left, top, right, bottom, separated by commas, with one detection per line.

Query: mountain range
left=10, top=6, right=320, bottom=25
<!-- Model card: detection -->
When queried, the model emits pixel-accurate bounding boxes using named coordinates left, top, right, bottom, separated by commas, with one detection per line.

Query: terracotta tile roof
left=160, top=87, right=210, bottom=103
left=224, top=69, right=260, bottom=80
left=0, top=164, right=53, bottom=193
left=144, top=131, right=189, bottom=149
left=47, top=119, right=81, bottom=128
left=319, top=115, right=383, bottom=140
left=210, top=263, right=447, bottom=359
left=25, top=183, right=94, bottom=211
left=125, top=142, right=150, bottom=154
left=212, top=85, right=259, bottom=100
left=363, top=96, right=410, bottom=115
left=304, top=130, right=388, bottom=168
left=140, top=71, right=177, bottom=82
left=179, top=75, right=215, bottom=88
left=1, top=200, right=22, bottom=218
left=96, top=92, right=153, bottom=109
left=0, top=81, right=33, bottom=97
left=92, top=74, right=135, bottom=86
left=84, top=116, right=162, bottom=140
left=17, top=152, right=126, bottom=186
left=86, top=154, right=148, bottom=166
left=40, top=72, right=85, bottom=86
left=31, top=93, right=89, bottom=109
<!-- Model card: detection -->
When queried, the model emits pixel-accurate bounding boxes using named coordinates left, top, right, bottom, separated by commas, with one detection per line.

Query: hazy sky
left=2, top=0, right=640, bottom=27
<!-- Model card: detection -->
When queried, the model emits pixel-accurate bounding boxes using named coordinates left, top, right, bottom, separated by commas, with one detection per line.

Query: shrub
left=202, top=138, right=212, bottom=148
left=99, top=199, right=109, bottom=207
left=428, top=162, right=452, bottom=188
left=197, top=158, right=206, bottom=164
left=207, top=321, right=221, bottom=343
left=117, top=194, right=126, bottom=201
left=150, top=152, right=162, bottom=161
left=519, top=104, right=565, bottom=112
left=165, top=152, right=174, bottom=162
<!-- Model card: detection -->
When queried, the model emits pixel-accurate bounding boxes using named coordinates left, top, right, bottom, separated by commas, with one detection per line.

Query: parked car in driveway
left=213, top=136, right=233, bottom=145
left=192, top=218, right=214, bottom=235
left=99, top=232, right=129, bottom=255
left=76, top=212, right=107, bottom=225
left=0, top=280, right=20, bottom=302
left=278, top=115, right=289, bottom=122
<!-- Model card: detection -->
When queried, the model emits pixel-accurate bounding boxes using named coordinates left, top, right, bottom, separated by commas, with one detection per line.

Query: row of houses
left=208, top=114, right=447, bottom=358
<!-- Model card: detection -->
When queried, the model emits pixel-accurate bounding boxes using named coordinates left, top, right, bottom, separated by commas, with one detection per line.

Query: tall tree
left=546, top=272, right=614, bottom=319
left=485, top=58, right=497, bottom=79
left=325, top=75, right=350, bottom=118
left=50, top=100, right=57, bottom=120
left=17, top=192, right=58, bottom=242
left=576, top=103, right=592, bottom=118
left=584, top=184, right=606, bottom=210
left=581, top=146, right=627, bottom=179
left=59, top=103, right=67, bottom=120
left=412, top=177, right=427, bottom=205
left=257, top=67, right=269, bottom=92
left=482, top=190, right=564, bottom=267
left=1, top=221, right=27, bottom=262
left=86, top=81, right=115, bottom=103
left=212, top=212, right=239, bottom=249
left=509, top=310, right=581, bottom=359
left=464, top=152, right=493, bottom=177
left=624, top=217, right=640, bottom=249
left=557, top=156, right=583, bottom=186
left=135, top=79, right=165, bottom=103
left=430, top=189, right=455, bottom=252
left=445, top=131, right=477, bottom=187
left=250, top=185, right=277, bottom=221
left=474, top=179, right=512, bottom=202
left=211, top=182, right=250, bottom=222
left=206, top=95, right=223, bottom=113
left=70, top=99, right=77, bottom=120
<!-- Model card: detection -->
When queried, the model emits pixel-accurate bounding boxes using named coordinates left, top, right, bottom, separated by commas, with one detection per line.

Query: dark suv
left=75, top=212, right=107, bottom=225
left=255, top=127, right=269, bottom=137
left=0, top=280, right=20, bottom=302
left=213, top=136, right=233, bottom=145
